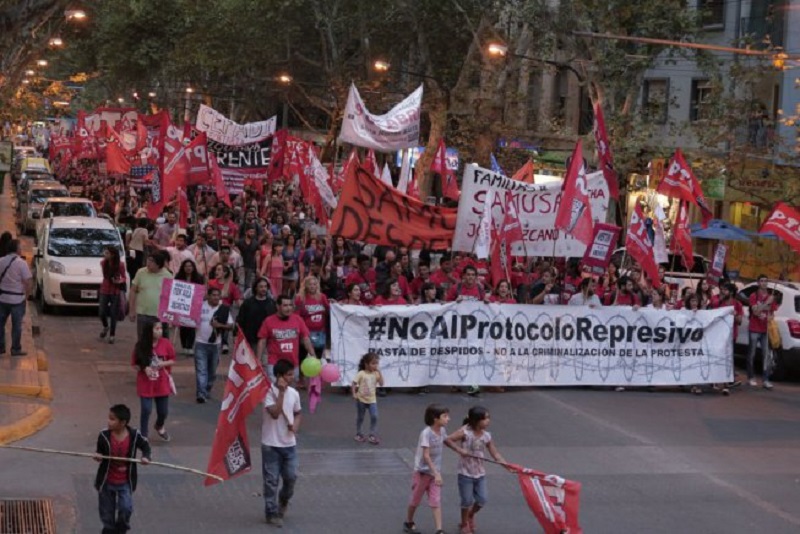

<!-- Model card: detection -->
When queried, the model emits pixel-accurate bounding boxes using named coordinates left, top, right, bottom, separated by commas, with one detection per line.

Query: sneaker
left=278, top=500, right=288, bottom=518
left=728, top=380, right=742, bottom=388
left=763, top=381, right=774, bottom=390
left=722, top=388, right=730, bottom=396
left=196, top=397, right=206, bottom=404
left=222, top=345, right=229, bottom=354
left=403, top=522, right=421, bottom=534
left=156, top=427, right=171, bottom=442
left=368, top=434, right=380, bottom=445
left=615, top=386, right=626, bottom=392
left=748, top=379, right=758, bottom=387
left=467, top=386, right=480, bottom=397
left=265, top=515, right=283, bottom=528
left=354, top=433, right=366, bottom=443
left=99, top=327, right=109, bottom=339
left=108, top=336, right=115, bottom=345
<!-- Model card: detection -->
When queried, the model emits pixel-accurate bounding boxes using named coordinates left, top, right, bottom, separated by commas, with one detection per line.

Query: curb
left=0, top=404, right=52, bottom=445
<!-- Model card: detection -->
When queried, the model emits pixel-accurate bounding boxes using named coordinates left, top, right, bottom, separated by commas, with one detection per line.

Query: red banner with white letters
left=759, top=202, right=800, bottom=254
left=512, top=464, right=583, bottom=534
left=625, top=204, right=661, bottom=288
left=656, top=149, right=713, bottom=227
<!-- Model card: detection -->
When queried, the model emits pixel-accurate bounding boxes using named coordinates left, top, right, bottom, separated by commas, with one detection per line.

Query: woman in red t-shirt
left=99, top=246, right=126, bottom=344
left=131, top=322, right=175, bottom=441
left=295, top=276, right=330, bottom=355
left=208, top=264, right=243, bottom=308
left=343, top=283, right=363, bottom=305
left=488, top=280, right=517, bottom=303
left=374, top=279, right=408, bottom=306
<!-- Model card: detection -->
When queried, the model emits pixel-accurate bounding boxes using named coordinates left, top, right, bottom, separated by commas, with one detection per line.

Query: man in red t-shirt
left=257, top=295, right=316, bottom=379
left=446, top=265, right=484, bottom=302
left=609, top=276, right=641, bottom=307
left=409, top=263, right=432, bottom=301
left=344, top=254, right=377, bottom=304
left=430, top=255, right=458, bottom=300
left=747, top=275, right=778, bottom=389
left=214, top=209, right=239, bottom=242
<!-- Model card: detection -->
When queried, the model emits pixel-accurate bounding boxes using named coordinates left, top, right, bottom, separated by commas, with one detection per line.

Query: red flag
left=593, top=102, right=619, bottom=198
left=364, top=149, right=381, bottom=178
left=182, top=132, right=212, bottom=186
left=334, top=148, right=359, bottom=195
left=139, top=111, right=171, bottom=167
left=135, top=119, right=148, bottom=154
left=205, top=328, right=269, bottom=486
left=208, top=154, right=232, bottom=207
left=656, top=149, right=713, bottom=227
left=106, top=139, right=132, bottom=175
left=626, top=204, right=661, bottom=288
left=177, top=188, right=189, bottom=229
left=759, top=202, right=800, bottom=254
left=145, top=169, right=164, bottom=220
left=501, top=191, right=525, bottom=246
left=430, top=139, right=460, bottom=201
left=555, top=139, right=594, bottom=245
left=512, top=464, right=583, bottom=534
left=670, top=201, right=694, bottom=271
left=268, top=130, right=288, bottom=182
left=512, top=159, right=535, bottom=184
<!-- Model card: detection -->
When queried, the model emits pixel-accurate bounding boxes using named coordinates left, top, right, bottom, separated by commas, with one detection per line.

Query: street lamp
left=36, top=59, right=48, bottom=67
left=373, top=60, right=390, bottom=72
left=277, top=74, right=293, bottom=84
left=22, top=79, right=30, bottom=85
left=486, top=43, right=509, bottom=57
left=65, top=9, right=87, bottom=22
left=48, top=37, right=64, bottom=47
left=484, top=42, right=583, bottom=82
left=147, top=91, right=157, bottom=98
left=25, top=70, right=35, bottom=76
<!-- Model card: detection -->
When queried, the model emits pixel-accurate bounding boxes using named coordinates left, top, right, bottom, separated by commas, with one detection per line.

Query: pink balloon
left=320, top=363, right=341, bottom=383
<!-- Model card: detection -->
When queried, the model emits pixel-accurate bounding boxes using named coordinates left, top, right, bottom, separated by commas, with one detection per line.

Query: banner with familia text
left=331, top=302, right=733, bottom=387
left=452, top=164, right=609, bottom=257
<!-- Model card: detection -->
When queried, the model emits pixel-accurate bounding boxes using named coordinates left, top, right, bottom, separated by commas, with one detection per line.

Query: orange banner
left=330, top=165, right=457, bottom=249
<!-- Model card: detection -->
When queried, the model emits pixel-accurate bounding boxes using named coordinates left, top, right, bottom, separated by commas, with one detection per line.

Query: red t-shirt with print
left=257, top=313, right=310, bottom=365
left=294, top=294, right=330, bottom=333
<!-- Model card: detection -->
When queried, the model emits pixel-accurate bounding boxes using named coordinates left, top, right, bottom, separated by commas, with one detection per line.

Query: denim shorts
left=458, top=473, right=488, bottom=508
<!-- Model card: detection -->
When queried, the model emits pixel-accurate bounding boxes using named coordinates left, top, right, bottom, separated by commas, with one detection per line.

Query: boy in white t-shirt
left=262, top=359, right=302, bottom=528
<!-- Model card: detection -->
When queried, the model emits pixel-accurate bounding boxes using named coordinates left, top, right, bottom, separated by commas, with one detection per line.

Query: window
left=698, top=0, right=724, bottom=29
left=47, top=228, right=121, bottom=257
left=642, top=79, right=670, bottom=124
left=690, top=79, right=713, bottom=121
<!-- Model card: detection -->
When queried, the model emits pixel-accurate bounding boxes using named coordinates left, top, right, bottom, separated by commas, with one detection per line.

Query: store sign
left=703, top=177, right=726, bottom=200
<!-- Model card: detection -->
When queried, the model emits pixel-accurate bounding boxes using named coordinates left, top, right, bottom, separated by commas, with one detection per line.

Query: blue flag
left=490, top=153, right=505, bottom=175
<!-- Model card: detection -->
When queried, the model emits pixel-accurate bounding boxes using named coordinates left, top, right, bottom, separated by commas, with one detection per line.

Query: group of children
left=93, top=352, right=510, bottom=534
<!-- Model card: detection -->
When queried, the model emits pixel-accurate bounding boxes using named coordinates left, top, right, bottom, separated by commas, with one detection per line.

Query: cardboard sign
left=706, top=243, right=728, bottom=287
left=158, top=279, right=206, bottom=327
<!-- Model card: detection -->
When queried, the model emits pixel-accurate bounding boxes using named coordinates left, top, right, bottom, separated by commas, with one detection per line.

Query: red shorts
left=408, top=471, right=441, bottom=508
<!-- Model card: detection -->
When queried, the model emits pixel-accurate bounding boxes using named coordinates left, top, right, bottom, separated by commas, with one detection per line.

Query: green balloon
left=301, top=357, right=322, bottom=378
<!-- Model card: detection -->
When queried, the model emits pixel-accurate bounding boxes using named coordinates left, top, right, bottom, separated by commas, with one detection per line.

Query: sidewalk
left=0, top=173, right=52, bottom=444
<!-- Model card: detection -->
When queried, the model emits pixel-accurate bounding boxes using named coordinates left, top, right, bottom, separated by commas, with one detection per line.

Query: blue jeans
left=458, top=474, right=488, bottom=509
left=140, top=396, right=169, bottom=438
left=261, top=444, right=298, bottom=518
left=356, top=401, right=378, bottom=435
left=0, top=301, right=26, bottom=353
left=747, top=331, right=772, bottom=380
left=194, top=342, right=220, bottom=400
left=98, top=293, right=119, bottom=336
left=98, top=482, right=133, bottom=533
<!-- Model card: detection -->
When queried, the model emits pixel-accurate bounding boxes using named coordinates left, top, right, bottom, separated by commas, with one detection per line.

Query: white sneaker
left=748, top=379, right=758, bottom=387
left=763, top=381, right=774, bottom=390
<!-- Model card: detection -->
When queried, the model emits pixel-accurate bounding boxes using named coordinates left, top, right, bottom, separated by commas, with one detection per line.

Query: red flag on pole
left=105, top=136, right=132, bottom=175
left=512, top=464, right=583, bottom=534
left=364, top=149, right=381, bottom=178
left=204, top=328, right=269, bottom=486
left=593, top=102, right=619, bottom=198
left=555, top=139, right=594, bottom=245
left=208, top=153, right=232, bottom=207
left=430, top=139, right=460, bottom=201
left=626, top=204, right=661, bottom=288
left=670, top=201, right=694, bottom=271
left=656, top=149, right=713, bottom=227
left=333, top=148, right=359, bottom=195
left=501, top=191, right=525, bottom=246
left=512, top=159, right=536, bottom=184
left=759, top=202, right=800, bottom=254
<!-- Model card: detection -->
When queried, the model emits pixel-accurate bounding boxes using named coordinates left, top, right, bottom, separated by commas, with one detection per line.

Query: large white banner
left=453, top=164, right=610, bottom=257
left=196, top=104, right=277, bottom=146
left=331, top=302, right=733, bottom=387
left=339, top=83, right=422, bottom=151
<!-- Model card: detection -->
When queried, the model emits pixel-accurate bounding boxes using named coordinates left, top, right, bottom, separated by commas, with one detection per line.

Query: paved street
left=0, top=294, right=799, bottom=533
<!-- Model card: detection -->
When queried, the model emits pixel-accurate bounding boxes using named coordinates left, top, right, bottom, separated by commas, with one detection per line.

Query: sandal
left=368, top=434, right=380, bottom=445
left=156, top=427, right=171, bottom=442
left=354, top=434, right=366, bottom=443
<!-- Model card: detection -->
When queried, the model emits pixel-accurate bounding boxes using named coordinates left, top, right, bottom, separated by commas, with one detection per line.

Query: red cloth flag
left=177, top=189, right=190, bottom=229
left=430, top=139, right=460, bottom=201
left=139, top=111, right=171, bottom=167
left=205, top=328, right=269, bottom=486
left=106, top=138, right=132, bottom=175
left=626, top=204, right=661, bottom=288
left=501, top=191, right=525, bottom=247
left=555, top=139, right=594, bottom=245
left=593, top=102, right=619, bottom=198
left=512, top=159, right=535, bottom=184
left=670, top=200, right=694, bottom=271
left=268, top=130, right=288, bottom=182
left=364, top=149, right=381, bottom=178
left=656, top=149, right=713, bottom=227
left=512, top=464, right=583, bottom=534
left=759, top=202, right=800, bottom=254
left=208, top=154, right=232, bottom=207
left=333, top=148, right=359, bottom=195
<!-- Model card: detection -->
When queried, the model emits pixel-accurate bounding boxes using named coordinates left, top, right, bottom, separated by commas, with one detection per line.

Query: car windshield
left=46, top=203, right=95, bottom=217
left=47, top=228, right=120, bottom=257
left=30, top=189, right=68, bottom=204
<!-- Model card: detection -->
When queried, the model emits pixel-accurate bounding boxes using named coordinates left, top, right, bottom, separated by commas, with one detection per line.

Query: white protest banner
left=339, top=83, right=422, bottom=151
left=331, top=302, right=733, bottom=387
left=196, top=104, right=277, bottom=146
left=453, top=164, right=609, bottom=257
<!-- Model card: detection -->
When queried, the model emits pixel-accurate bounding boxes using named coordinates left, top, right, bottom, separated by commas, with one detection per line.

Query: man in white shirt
left=187, top=234, right=215, bottom=279
left=151, top=233, right=194, bottom=275
left=261, top=358, right=301, bottom=528
left=0, top=240, right=33, bottom=356
left=568, top=278, right=602, bottom=308
left=193, top=287, right=233, bottom=403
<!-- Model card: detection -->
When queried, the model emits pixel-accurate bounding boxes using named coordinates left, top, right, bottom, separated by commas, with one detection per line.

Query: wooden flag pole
left=0, top=444, right=223, bottom=482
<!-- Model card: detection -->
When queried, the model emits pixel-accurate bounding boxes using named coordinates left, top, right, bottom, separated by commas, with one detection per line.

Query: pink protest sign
left=158, top=279, right=206, bottom=327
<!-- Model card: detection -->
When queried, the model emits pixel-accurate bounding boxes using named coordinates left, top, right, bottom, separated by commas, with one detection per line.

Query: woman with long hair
left=282, top=233, right=300, bottom=296
left=132, top=322, right=175, bottom=441
left=295, top=275, right=330, bottom=387
left=343, top=282, right=363, bottom=305
left=99, top=246, right=126, bottom=344
left=417, top=282, right=440, bottom=304
left=255, top=233, right=274, bottom=279
left=488, top=280, right=516, bottom=303
left=174, top=259, right=204, bottom=354
left=208, top=264, right=243, bottom=309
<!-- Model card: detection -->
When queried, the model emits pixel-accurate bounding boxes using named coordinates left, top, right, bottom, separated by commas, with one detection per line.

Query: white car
left=22, top=182, right=70, bottom=235
left=33, top=217, right=127, bottom=312
left=36, top=197, right=97, bottom=238
left=735, top=280, right=800, bottom=380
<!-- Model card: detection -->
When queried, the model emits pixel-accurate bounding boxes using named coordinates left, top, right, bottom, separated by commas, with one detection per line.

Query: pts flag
left=205, top=328, right=269, bottom=486
left=512, top=464, right=582, bottom=534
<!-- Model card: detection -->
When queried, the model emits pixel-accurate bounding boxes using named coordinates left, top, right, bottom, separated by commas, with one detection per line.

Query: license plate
left=81, top=290, right=98, bottom=300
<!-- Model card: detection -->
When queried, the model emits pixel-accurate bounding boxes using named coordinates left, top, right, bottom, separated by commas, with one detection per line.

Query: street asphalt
left=0, top=299, right=799, bottom=534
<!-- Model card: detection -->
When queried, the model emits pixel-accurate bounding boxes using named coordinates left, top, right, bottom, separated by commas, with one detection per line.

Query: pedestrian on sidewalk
left=0, top=239, right=32, bottom=356
left=132, top=322, right=175, bottom=441
left=93, top=404, right=151, bottom=534
left=99, top=246, right=126, bottom=345
left=447, top=406, right=511, bottom=534
left=404, top=404, right=460, bottom=534
left=193, top=287, right=233, bottom=403
left=262, top=359, right=302, bottom=528
left=352, top=352, right=383, bottom=445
